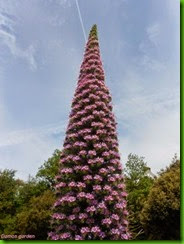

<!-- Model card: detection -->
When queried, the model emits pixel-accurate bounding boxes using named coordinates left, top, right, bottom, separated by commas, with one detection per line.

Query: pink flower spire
left=48, top=24, right=130, bottom=240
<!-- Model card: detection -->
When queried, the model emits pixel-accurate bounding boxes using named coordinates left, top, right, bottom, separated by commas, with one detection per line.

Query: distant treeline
left=0, top=151, right=180, bottom=240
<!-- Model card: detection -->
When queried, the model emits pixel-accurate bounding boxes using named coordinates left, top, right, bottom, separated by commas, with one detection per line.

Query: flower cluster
left=102, top=218, right=112, bottom=225
left=54, top=196, right=76, bottom=207
left=60, top=168, right=73, bottom=174
left=55, top=182, right=66, bottom=188
left=83, top=174, right=93, bottom=182
left=79, top=213, right=88, bottom=220
left=84, top=135, right=99, bottom=142
left=49, top=25, right=129, bottom=241
left=73, top=141, right=87, bottom=148
left=52, top=213, right=66, bottom=220
left=99, top=168, right=108, bottom=175
left=86, top=205, right=96, bottom=214
left=74, top=165, right=90, bottom=173
left=93, top=185, right=102, bottom=191
left=91, top=121, right=104, bottom=128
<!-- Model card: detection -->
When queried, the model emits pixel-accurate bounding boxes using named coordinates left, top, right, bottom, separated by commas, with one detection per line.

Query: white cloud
left=0, top=121, right=67, bottom=180
left=0, top=134, right=62, bottom=180
left=0, top=11, right=37, bottom=70
left=140, top=55, right=166, bottom=71
left=119, top=110, right=180, bottom=174
left=0, top=121, right=67, bottom=148
left=114, top=87, right=179, bottom=123
left=147, top=23, right=160, bottom=46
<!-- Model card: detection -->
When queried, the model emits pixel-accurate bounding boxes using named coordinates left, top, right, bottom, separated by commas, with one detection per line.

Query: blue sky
left=0, top=0, right=179, bottom=180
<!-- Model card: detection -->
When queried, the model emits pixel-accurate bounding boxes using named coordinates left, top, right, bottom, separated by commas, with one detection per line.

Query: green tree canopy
left=36, top=149, right=60, bottom=188
left=140, top=156, right=180, bottom=240
left=124, top=154, right=154, bottom=239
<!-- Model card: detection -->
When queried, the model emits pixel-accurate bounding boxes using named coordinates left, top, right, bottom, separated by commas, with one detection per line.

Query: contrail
left=75, top=0, right=87, bottom=42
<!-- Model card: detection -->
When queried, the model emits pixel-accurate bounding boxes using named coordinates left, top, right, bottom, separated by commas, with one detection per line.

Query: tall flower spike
left=48, top=24, right=130, bottom=240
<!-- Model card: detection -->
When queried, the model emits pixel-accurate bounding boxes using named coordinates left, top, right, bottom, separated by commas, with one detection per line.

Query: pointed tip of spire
left=88, top=24, right=98, bottom=40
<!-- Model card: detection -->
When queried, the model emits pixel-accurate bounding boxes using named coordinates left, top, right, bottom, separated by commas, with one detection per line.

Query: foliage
left=140, top=156, right=180, bottom=240
left=15, top=190, right=55, bottom=240
left=124, top=154, right=154, bottom=239
left=36, top=149, right=61, bottom=188
left=0, top=169, right=55, bottom=239
left=0, top=169, right=23, bottom=234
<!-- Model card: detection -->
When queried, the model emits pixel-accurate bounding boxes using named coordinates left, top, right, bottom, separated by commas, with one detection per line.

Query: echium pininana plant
left=48, top=25, right=130, bottom=240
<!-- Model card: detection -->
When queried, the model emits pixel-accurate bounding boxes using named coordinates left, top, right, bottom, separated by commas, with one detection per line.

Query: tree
left=49, top=25, right=130, bottom=240
left=15, top=190, right=55, bottom=240
left=0, top=169, right=55, bottom=239
left=36, top=149, right=61, bottom=188
left=124, top=154, right=154, bottom=239
left=140, top=156, right=180, bottom=240
left=0, top=169, right=23, bottom=234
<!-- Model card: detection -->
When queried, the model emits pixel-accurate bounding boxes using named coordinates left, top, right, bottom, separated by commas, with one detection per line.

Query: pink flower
left=86, top=193, right=94, bottom=200
left=123, top=219, right=129, bottom=225
left=123, top=210, right=129, bottom=216
left=117, top=183, right=125, bottom=189
left=91, top=226, right=101, bottom=233
left=88, top=159, right=95, bottom=165
left=74, top=166, right=81, bottom=171
left=68, top=215, right=76, bottom=221
left=81, top=227, right=90, bottom=234
left=68, top=181, right=76, bottom=187
left=88, top=150, right=97, bottom=157
left=91, top=122, right=104, bottom=128
left=114, top=173, right=122, bottom=180
left=111, top=190, right=118, bottom=196
left=111, top=214, right=120, bottom=221
left=99, top=232, right=106, bottom=239
left=111, top=228, right=120, bottom=236
left=94, top=174, right=103, bottom=182
left=97, top=201, right=107, bottom=209
left=99, top=168, right=108, bottom=174
left=52, top=213, right=66, bottom=220
left=83, top=175, right=93, bottom=181
left=60, top=232, right=71, bottom=240
left=68, top=196, right=76, bottom=203
left=77, top=192, right=86, bottom=198
left=73, top=156, right=80, bottom=161
left=79, top=213, right=88, bottom=220
left=104, top=195, right=113, bottom=202
left=65, top=144, right=72, bottom=150
left=108, top=176, right=116, bottom=182
left=102, top=218, right=112, bottom=225
left=86, top=206, right=96, bottom=213
left=96, top=129, right=105, bottom=135
left=108, top=166, right=115, bottom=172
left=121, top=234, right=129, bottom=240
left=91, top=135, right=99, bottom=141
left=75, top=235, right=83, bottom=240
left=81, top=165, right=89, bottom=172
left=79, top=150, right=87, bottom=156
left=102, top=151, right=110, bottom=157
left=93, top=143, right=102, bottom=150
left=121, top=191, right=128, bottom=197
left=103, top=185, right=111, bottom=191
left=93, top=185, right=102, bottom=191
left=84, top=135, right=92, bottom=141
left=115, top=203, right=124, bottom=209
left=96, top=157, right=104, bottom=164
left=60, top=168, right=73, bottom=174
left=55, top=182, right=66, bottom=188
left=77, top=182, right=86, bottom=188
left=50, top=234, right=59, bottom=240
